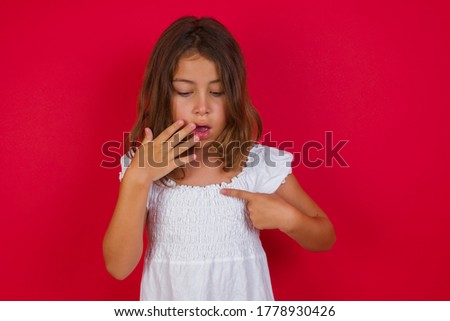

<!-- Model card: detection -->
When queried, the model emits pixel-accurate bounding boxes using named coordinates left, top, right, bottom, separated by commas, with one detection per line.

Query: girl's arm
left=102, top=171, right=151, bottom=280
left=221, top=174, right=336, bottom=252
left=103, top=120, right=198, bottom=280
left=274, top=174, right=336, bottom=251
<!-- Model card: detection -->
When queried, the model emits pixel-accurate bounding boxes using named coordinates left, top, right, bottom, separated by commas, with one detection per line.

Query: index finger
left=220, top=188, right=256, bottom=201
left=155, top=119, right=186, bottom=142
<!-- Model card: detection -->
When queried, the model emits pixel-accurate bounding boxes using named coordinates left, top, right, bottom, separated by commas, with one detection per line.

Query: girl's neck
left=174, top=149, right=242, bottom=186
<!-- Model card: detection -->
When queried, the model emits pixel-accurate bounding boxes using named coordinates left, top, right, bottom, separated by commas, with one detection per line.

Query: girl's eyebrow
left=172, top=78, right=221, bottom=84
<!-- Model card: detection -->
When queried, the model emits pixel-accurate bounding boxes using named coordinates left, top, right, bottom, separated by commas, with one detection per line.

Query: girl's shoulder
left=245, top=143, right=294, bottom=194
left=247, top=143, right=294, bottom=169
left=249, top=143, right=293, bottom=159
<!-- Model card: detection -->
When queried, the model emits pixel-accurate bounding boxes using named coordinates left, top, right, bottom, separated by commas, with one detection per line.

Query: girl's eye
left=177, top=92, right=191, bottom=97
left=211, top=92, right=224, bottom=97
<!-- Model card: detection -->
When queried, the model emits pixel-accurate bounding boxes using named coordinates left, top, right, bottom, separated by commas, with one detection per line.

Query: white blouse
left=119, top=143, right=293, bottom=300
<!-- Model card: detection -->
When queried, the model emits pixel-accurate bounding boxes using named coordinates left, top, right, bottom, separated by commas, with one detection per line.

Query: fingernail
left=193, top=135, right=200, bottom=142
left=220, top=189, right=227, bottom=195
left=177, top=120, right=184, bottom=125
left=189, top=123, right=196, bottom=129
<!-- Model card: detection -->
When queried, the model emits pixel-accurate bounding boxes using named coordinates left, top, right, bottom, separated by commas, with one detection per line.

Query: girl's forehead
left=173, top=55, right=220, bottom=82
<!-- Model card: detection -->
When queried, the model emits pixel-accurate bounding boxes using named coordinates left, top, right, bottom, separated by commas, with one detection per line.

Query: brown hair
left=125, top=16, right=262, bottom=185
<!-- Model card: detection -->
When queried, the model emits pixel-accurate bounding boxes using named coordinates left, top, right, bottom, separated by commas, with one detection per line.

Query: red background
left=1, top=0, right=449, bottom=300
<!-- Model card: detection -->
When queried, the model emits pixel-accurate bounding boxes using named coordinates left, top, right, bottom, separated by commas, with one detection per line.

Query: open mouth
left=195, top=126, right=210, bottom=132
left=193, top=125, right=211, bottom=139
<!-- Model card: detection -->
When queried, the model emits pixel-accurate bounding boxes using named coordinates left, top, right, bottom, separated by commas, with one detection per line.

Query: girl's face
left=171, top=54, right=226, bottom=147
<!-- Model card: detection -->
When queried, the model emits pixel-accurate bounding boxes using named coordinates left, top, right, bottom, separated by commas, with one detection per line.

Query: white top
left=119, top=143, right=293, bottom=301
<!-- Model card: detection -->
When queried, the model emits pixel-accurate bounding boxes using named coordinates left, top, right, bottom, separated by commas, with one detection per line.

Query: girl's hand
left=125, top=120, right=199, bottom=185
left=220, top=188, right=292, bottom=230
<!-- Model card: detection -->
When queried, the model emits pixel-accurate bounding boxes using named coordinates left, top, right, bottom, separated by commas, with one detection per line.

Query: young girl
left=103, top=16, right=336, bottom=301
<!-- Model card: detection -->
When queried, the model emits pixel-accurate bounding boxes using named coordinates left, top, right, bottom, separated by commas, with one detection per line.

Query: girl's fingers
left=167, top=122, right=196, bottom=148
left=155, top=120, right=186, bottom=142
left=139, top=123, right=197, bottom=179
left=170, top=135, right=200, bottom=158
left=142, top=127, right=153, bottom=145
left=155, top=120, right=196, bottom=148
left=145, top=128, right=153, bottom=141
left=172, top=153, right=197, bottom=168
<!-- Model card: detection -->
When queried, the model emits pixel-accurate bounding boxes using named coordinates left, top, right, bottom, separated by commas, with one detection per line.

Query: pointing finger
left=220, top=188, right=256, bottom=201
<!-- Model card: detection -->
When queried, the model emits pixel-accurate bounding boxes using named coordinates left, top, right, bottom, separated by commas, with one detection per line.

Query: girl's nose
left=193, top=94, right=210, bottom=115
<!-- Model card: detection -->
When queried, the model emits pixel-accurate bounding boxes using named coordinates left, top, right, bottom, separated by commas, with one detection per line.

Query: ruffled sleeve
left=247, top=144, right=294, bottom=194
left=118, top=152, right=132, bottom=181
left=118, top=151, right=152, bottom=210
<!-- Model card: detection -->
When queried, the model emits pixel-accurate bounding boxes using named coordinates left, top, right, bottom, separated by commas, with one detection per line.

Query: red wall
left=1, top=0, right=449, bottom=300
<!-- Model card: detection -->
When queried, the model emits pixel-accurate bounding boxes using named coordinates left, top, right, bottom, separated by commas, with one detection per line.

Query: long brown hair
left=125, top=16, right=262, bottom=185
